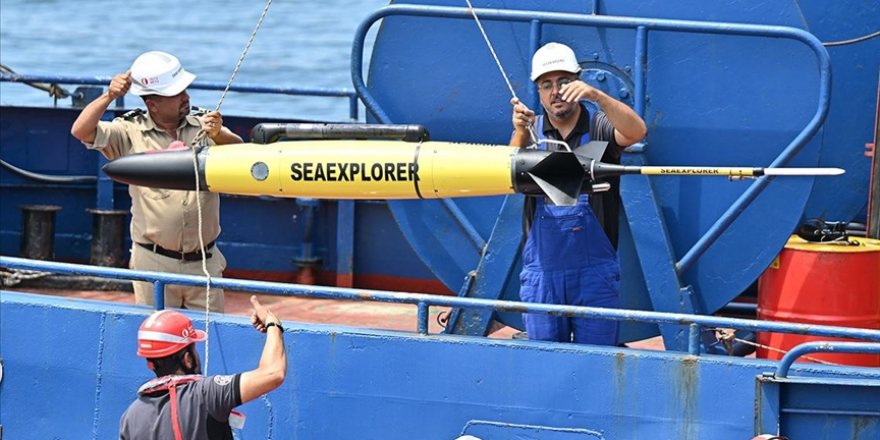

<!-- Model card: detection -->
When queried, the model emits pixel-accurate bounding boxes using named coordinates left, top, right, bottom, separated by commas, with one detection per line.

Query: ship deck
left=12, top=284, right=667, bottom=349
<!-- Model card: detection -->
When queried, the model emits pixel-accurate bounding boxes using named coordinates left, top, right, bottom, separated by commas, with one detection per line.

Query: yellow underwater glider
left=102, top=135, right=844, bottom=206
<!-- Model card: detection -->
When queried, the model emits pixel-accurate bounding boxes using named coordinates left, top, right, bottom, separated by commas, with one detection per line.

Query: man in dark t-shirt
left=119, top=297, right=286, bottom=439
left=510, top=42, right=646, bottom=344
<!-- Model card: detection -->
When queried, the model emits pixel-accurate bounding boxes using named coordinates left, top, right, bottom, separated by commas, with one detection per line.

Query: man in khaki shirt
left=71, top=51, right=243, bottom=312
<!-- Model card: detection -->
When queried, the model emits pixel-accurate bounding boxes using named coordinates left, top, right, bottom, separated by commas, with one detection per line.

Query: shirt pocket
left=139, top=187, right=171, bottom=201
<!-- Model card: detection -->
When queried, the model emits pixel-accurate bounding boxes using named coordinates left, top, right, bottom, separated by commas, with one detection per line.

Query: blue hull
left=2, top=284, right=878, bottom=439
left=1, top=0, right=879, bottom=437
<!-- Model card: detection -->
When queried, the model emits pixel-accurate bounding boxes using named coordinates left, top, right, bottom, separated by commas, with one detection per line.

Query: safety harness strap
left=169, top=384, right=184, bottom=440
left=138, top=375, right=201, bottom=440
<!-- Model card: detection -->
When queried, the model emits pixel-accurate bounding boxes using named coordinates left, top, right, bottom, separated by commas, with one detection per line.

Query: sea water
left=0, top=0, right=389, bottom=121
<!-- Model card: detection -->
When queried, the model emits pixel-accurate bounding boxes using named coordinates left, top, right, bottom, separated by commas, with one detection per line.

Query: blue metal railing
left=775, top=342, right=880, bottom=378
left=3, top=256, right=878, bottom=356
left=0, top=73, right=360, bottom=120
left=350, top=4, right=831, bottom=274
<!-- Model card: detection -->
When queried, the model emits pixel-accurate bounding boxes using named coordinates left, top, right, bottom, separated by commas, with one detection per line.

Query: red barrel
left=757, top=236, right=880, bottom=367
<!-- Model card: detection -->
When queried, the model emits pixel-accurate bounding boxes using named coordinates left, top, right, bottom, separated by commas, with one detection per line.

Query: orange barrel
left=757, top=235, right=880, bottom=367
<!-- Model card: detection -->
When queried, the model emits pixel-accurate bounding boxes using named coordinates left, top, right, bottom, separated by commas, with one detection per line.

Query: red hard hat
left=137, top=310, right=207, bottom=358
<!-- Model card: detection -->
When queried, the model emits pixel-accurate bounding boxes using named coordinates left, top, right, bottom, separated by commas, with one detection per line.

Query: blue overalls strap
left=534, top=115, right=592, bottom=150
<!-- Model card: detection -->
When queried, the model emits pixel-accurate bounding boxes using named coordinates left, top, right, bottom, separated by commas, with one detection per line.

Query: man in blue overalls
left=510, top=42, right=647, bottom=344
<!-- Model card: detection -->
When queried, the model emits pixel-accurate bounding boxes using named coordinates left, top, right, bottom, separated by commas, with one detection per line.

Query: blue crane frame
left=351, top=2, right=851, bottom=348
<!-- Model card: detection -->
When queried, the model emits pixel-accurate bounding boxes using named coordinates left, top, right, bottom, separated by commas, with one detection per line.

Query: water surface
left=0, top=0, right=389, bottom=120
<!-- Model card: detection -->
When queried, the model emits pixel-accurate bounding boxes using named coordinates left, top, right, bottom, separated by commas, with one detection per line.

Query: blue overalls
left=519, top=117, right=620, bottom=344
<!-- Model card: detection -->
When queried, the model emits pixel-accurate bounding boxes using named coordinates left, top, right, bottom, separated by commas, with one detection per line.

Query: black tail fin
left=527, top=152, right=587, bottom=206
left=525, top=141, right=607, bottom=205
left=573, top=140, right=609, bottom=161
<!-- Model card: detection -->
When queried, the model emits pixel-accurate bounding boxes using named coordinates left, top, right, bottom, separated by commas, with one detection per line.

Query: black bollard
left=18, top=205, right=62, bottom=260
left=86, top=209, right=129, bottom=267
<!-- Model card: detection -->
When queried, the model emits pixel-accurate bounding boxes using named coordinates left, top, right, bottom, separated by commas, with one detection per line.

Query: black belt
left=137, top=241, right=215, bottom=261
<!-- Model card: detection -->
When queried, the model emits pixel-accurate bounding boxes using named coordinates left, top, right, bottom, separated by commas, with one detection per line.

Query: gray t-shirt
left=119, top=374, right=242, bottom=440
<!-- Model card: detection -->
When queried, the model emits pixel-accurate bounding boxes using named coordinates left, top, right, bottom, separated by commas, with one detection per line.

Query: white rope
left=192, top=0, right=274, bottom=375
left=713, top=328, right=840, bottom=366
left=732, top=337, right=839, bottom=366
left=192, top=143, right=213, bottom=375
left=463, top=0, right=539, bottom=146
left=192, top=0, right=273, bottom=147
left=212, top=0, right=274, bottom=113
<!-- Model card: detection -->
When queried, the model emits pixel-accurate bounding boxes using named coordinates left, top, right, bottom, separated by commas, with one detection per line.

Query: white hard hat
left=129, top=51, right=196, bottom=97
left=530, top=42, right=582, bottom=82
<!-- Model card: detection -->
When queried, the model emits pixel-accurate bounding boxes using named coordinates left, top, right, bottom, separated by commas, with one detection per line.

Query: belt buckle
left=183, top=249, right=207, bottom=261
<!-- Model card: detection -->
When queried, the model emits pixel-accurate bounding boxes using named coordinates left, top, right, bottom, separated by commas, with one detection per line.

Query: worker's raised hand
left=249, top=295, right=279, bottom=333
left=559, top=79, right=600, bottom=103
left=200, top=111, right=224, bottom=140
left=108, top=71, right=132, bottom=100
left=511, top=97, right=535, bottom=132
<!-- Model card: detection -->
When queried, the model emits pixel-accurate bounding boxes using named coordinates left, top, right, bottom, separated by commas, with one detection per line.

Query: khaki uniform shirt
left=84, top=111, right=220, bottom=253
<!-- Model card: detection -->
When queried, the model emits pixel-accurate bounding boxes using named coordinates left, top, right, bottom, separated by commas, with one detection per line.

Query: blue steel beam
left=757, top=350, right=880, bottom=440
left=527, top=20, right=542, bottom=112
left=336, top=200, right=355, bottom=287
left=444, top=195, right=523, bottom=336
left=624, top=26, right=693, bottom=349
left=96, top=98, right=116, bottom=209
left=620, top=23, right=696, bottom=350
left=756, top=378, right=880, bottom=439
left=440, top=199, right=486, bottom=251
left=95, top=155, right=114, bottom=209
left=3, top=256, right=878, bottom=346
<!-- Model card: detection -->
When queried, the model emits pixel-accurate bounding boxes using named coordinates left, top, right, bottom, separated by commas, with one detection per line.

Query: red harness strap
left=138, top=375, right=201, bottom=440
left=168, top=384, right=184, bottom=440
